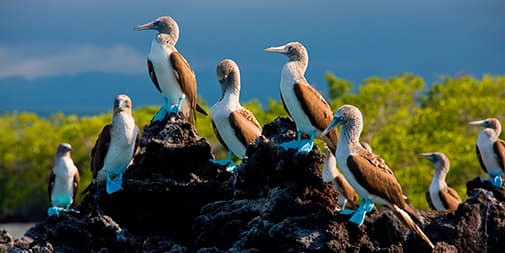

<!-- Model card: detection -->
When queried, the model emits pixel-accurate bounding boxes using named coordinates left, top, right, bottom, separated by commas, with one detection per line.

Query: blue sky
left=0, top=0, right=504, bottom=115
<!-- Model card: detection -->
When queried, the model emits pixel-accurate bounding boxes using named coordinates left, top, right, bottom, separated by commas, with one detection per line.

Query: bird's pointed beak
left=419, top=153, right=434, bottom=162
left=469, top=120, right=486, bottom=126
left=321, top=117, right=340, bottom=136
left=133, top=20, right=157, bottom=31
left=265, top=45, right=287, bottom=54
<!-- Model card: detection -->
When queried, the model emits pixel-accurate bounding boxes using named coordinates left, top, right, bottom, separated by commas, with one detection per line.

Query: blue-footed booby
left=469, top=118, right=505, bottom=188
left=91, top=94, right=139, bottom=194
left=134, top=16, right=207, bottom=123
left=322, top=104, right=434, bottom=249
left=265, top=42, right=338, bottom=154
left=420, top=152, right=461, bottom=211
left=210, top=59, right=262, bottom=172
left=48, top=143, right=80, bottom=216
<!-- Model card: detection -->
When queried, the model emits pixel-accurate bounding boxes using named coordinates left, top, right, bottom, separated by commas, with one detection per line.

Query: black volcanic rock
left=2, top=117, right=505, bottom=252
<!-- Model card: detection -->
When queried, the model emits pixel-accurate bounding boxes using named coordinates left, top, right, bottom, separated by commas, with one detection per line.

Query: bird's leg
left=210, top=150, right=238, bottom=172
left=47, top=206, right=63, bottom=217
left=488, top=172, right=503, bottom=188
left=105, top=169, right=123, bottom=194
left=280, top=130, right=304, bottom=151
left=297, top=130, right=315, bottom=154
left=152, top=97, right=170, bottom=122
left=168, top=94, right=186, bottom=114
left=341, top=199, right=374, bottom=226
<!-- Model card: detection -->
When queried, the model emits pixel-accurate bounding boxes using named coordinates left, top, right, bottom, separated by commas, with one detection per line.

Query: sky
left=0, top=0, right=504, bottom=115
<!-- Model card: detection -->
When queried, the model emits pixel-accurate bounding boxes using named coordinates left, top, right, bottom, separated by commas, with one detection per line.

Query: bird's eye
left=287, top=46, right=294, bottom=53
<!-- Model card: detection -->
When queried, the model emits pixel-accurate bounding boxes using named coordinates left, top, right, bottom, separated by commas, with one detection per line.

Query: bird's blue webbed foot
left=47, top=206, right=64, bottom=217
left=489, top=173, right=503, bottom=188
left=152, top=96, right=185, bottom=122
left=105, top=170, right=123, bottom=194
left=280, top=130, right=315, bottom=154
left=279, top=140, right=300, bottom=150
left=296, top=130, right=315, bottom=154
left=341, top=199, right=374, bottom=226
left=210, top=151, right=238, bottom=172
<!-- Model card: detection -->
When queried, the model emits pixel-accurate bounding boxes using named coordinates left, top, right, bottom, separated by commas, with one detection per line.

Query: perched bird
left=469, top=118, right=505, bottom=188
left=48, top=143, right=80, bottom=216
left=265, top=42, right=338, bottom=154
left=420, top=152, right=461, bottom=211
left=323, top=147, right=358, bottom=211
left=210, top=59, right=262, bottom=172
left=134, top=16, right=207, bottom=123
left=91, top=94, right=139, bottom=194
left=322, top=104, right=434, bottom=249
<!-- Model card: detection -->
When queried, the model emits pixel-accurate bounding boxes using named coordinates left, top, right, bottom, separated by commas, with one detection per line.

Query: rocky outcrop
left=1, top=117, right=505, bottom=253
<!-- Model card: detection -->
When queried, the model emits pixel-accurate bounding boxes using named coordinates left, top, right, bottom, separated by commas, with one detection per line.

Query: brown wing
left=439, top=187, right=461, bottom=211
left=334, top=175, right=358, bottom=209
left=170, top=52, right=200, bottom=121
left=147, top=59, right=161, bottom=93
left=476, top=145, right=488, bottom=173
left=493, top=139, right=505, bottom=172
left=425, top=191, right=435, bottom=210
left=229, top=108, right=262, bottom=147
left=347, top=153, right=421, bottom=223
left=355, top=148, right=394, bottom=175
left=73, top=170, right=80, bottom=202
left=212, top=120, right=229, bottom=151
left=48, top=171, right=55, bottom=202
left=293, top=81, right=333, bottom=131
left=293, top=81, right=338, bottom=148
left=91, top=124, right=111, bottom=179
left=347, top=154, right=406, bottom=208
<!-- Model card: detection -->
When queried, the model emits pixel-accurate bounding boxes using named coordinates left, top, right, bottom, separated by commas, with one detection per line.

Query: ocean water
left=0, top=222, right=37, bottom=238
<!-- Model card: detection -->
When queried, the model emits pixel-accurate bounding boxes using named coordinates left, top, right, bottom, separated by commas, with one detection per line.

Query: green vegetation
left=1, top=74, right=504, bottom=220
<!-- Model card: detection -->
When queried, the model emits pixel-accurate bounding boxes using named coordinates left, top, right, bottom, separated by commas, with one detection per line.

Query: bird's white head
left=56, top=143, right=72, bottom=157
left=134, top=16, right=179, bottom=45
left=322, top=104, right=363, bottom=137
left=469, top=118, right=502, bottom=136
left=216, top=59, right=240, bottom=99
left=113, top=94, right=133, bottom=114
left=265, top=41, right=308, bottom=64
left=420, top=152, right=450, bottom=173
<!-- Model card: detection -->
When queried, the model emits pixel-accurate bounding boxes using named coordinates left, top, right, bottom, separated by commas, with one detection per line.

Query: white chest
left=477, top=131, right=502, bottom=175
left=51, top=158, right=77, bottom=206
left=100, top=115, right=138, bottom=179
left=148, top=39, right=183, bottom=104
left=279, top=63, right=316, bottom=134
left=429, top=178, right=445, bottom=210
left=211, top=96, right=246, bottom=158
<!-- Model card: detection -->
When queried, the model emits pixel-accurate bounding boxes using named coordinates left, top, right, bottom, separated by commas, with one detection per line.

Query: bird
left=48, top=143, right=80, bottom=216
left=134, top=16, right=207, bottom=123
left=323, top=147, right=358, bottom=211
left=210, top=59, right=262, bottom=172
left=469, top=118, right=505, bottom=188
left=322, top=104, right=434, bottom=249
left=90, top=94, right=139, bottom=194
left=265, top=42, right=338, bottom=154
left=420, top=152, right=461, bottom=211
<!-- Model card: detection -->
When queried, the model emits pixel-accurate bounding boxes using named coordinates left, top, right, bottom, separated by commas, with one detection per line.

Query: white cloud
left=0, top=44, right=146, bottom=80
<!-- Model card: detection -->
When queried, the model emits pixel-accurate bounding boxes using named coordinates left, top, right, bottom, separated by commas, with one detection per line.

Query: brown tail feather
left=196, top=103, right=208, bottom=116
left=401, top=203, right=423, bottom=225
left=394, top=205, right=434, bottom=249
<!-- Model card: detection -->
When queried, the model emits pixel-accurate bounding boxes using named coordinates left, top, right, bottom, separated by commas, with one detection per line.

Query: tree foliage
left=1, top=74, right=504, bottom=219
